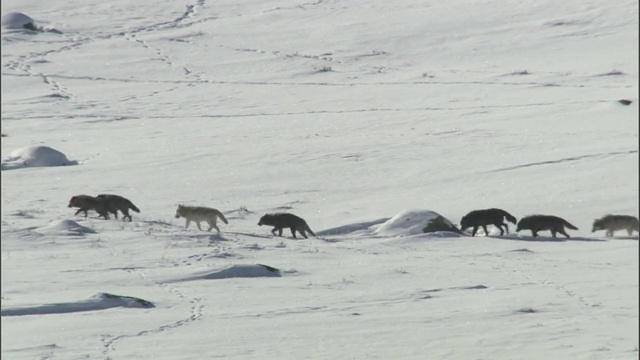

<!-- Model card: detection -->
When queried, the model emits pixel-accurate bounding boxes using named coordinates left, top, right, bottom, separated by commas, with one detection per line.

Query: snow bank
left=1, top=146, right=78, bottom=170
left=1, top=293, right=154, bottom=316
left=36, top=219, right=96, bottom=236
left=374, top=209, right=461, bottom=236
left=1, top=12, right=61, bottom=33
left=171, top=264, right=282, bottom=282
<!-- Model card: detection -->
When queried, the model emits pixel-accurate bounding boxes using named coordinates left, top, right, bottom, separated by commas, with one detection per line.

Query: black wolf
left=96, top=194, right=140, bottom=221
left=592, top=215, right=639, bottom=236
left=516, top=215, right=578, bottom=238
left=459, top=208, right=517, bottom=236
left=68, top=195, right=110, bottom=219
left=258, top=213, right=315, bottom=239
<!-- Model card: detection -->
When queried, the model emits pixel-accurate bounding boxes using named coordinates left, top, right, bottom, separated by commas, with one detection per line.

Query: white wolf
left=175, top=205, right=228, bottom=232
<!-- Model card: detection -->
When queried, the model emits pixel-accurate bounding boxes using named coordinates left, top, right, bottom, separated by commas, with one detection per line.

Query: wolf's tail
left=128, top=201, right=140, bottom=213
left=563, top=219, right=578, bottom=230
left=305, top=224, right=316, bottom=237
left=499, top=210, right=517, bottom=224
left=217, top=211, right=229, bottom=224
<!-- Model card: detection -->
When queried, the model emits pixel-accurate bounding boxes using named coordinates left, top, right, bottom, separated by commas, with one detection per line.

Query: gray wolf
left=516, top=215, right=578, bottom=238
left=592, top=215, right=639, bottom=236
left=460, top=208, right=517, bottom=236
left=258, top=213, right=315, bottom=239
left=68, top=195, right=110, bottom=220
left=97, top=194, right=140, bottom=221
left=175, top=205, right=228, bottom=232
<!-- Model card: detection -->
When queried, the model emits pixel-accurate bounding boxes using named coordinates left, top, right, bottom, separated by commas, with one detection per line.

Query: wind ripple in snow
left=489, top=150, right=638, bottom=173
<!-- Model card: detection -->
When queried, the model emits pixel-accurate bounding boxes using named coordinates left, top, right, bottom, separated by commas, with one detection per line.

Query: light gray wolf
left=258, top=213, right=315, bottom=239
left=68, top=195, right=110, bottom=220
left=97, top=194, right=140, bottom=221
left=175, top=205, right=228, bottom=232
left=516, top=215, right=578, bottom=238
left=592, top=215, right=639, bottom=236
left=460, top=208, right=517, bottom=236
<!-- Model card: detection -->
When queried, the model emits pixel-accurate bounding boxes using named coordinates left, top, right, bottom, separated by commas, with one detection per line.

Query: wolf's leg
left=471, top=226, right=478, bottom=236
left=551, top=230, right=557, bottom=238
left=531, top=230, right=538, bottom=237
left=209, top=222, right=220, bottom=233
left=558, top=229, right=570, bottom=238
left=278, top=228, right=283, bottom=236
left=271, top=227, right=278, bottom=236
left=185, top=219, right=191, bottom=229
left=290, top=228, right=297, bottom=238
left=502, top=223, right=509, bottom=234
left=196, top=221, right=203, bottom=231
left=299, top=228, right=308, bottom=239
left=627, top=229, right=632, bottom=236
left=482, top=225, right=489, bottom=236
left=122, top=209, right=131, bottom=221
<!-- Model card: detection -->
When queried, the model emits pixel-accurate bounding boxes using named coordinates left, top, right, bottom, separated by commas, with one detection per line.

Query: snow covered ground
left=1, top=0, right=638, bottom=359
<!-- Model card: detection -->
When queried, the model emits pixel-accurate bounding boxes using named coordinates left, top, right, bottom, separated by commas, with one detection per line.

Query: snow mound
left=374, top=209, right=461, bottom=236
left=1, top=12, right=35, bottom=29
left=316, top=218, right=390, bottom=236
left=37, top=220, right=96, bottom=236
left=1, top=12, right=61, bottom=33
left=172, top=264, right=282, bottom=282
left=1, top=293, right=154, bottom=316
left=1, top=146, right=78, bottom=170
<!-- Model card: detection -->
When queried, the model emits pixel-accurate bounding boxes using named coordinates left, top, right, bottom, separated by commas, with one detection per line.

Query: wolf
left=258, top=213, right=315, bottom=239
left=68, top=195, right=110, bottom=220
left=516, top=215, right=578, bottom=238
left=97, top=194, right=140, bottom=221
left=175, top=205, right=228, bottom=232
left=592, top=215, right=639, bottom=236
left=459, top=208, right=517, bottom=236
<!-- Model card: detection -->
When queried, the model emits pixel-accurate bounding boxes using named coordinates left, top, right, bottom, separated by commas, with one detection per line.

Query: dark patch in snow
left=618, top=99, right=632, bottom=106
left=514, top=308, right=538, bottom=314
left=423, top=284, right=487, bottom=293
left=595, top=70, right=625, bottom=76
left=508, top=248, right=535, bottom=253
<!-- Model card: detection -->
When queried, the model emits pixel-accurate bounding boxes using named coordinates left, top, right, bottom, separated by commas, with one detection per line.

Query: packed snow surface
left=1, top=0, right=638, bottom=359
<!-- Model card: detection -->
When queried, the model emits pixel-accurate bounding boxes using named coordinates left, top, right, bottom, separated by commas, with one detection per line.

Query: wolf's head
left=258, top=214, right=272, bottom=226
left=175, top=204, right=184, bottom=219
left=459, top=215, right=471, bottom=231
left=591, top=218, right=604, bottom=232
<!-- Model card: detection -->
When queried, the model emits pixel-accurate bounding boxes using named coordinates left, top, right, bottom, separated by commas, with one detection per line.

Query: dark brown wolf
left=459, top=208, right=517, bottom=236
left=516, top=215, right=578, bottom=238
left=258, top=213, right=315, bottom=239
left=96, top=194, right=140, bottom=221
left=592, top=215, right=639, bottom=236
left=68, top=195, right=110, bottom=219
